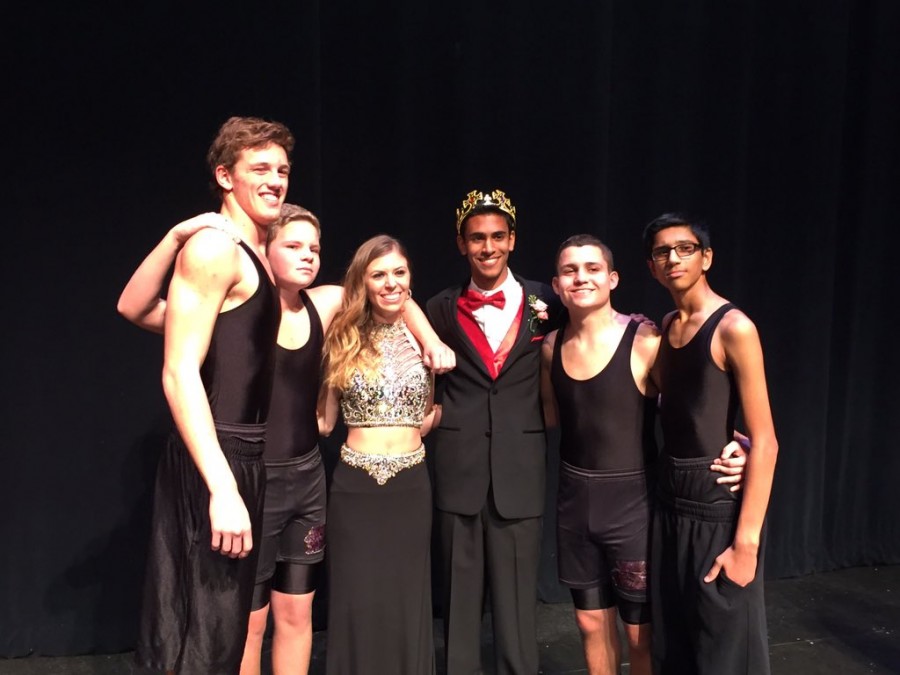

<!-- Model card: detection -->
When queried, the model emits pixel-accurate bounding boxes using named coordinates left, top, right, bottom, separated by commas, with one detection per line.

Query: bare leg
left=270, top=589, right=315, bottom=675
left=240, top=604, right=270, bottom=675
left=623, top=621, right=651, bottom=675
left=574, top=607, right=620, bottom=675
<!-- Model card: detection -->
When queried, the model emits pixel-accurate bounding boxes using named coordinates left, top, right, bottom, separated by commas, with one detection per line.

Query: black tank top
left=657, top=303, right=738, bottom=460
left=200, top=240, right=280, bottom=424
left=265, top=290, right=325, bottom=461
left=551, top=319, right=657, bottom=471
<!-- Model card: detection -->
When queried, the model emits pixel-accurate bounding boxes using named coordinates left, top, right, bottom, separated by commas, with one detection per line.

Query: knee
left=624, top=623, right=651, bottom=655
left=275, top=596, right=314, bottom=633
left=574, top=610, right=606, bottom=637
left=246, top=607, right=269, bottom=641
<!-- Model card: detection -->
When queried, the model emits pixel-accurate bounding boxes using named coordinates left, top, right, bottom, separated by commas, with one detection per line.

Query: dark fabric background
left=3, top=0, right=898, bottom=657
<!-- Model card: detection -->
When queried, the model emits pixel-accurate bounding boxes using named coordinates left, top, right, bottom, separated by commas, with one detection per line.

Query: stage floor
left=2, top=565, right=898, bottom=674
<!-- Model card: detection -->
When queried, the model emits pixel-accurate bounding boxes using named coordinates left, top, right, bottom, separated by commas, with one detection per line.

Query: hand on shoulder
left=175, top=228, right=243, bottom=291
left=171, top=212, right=240, bottom=247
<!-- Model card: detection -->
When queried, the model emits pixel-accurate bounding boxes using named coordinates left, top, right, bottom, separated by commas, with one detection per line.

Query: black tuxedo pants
left=438, top=498, right=541, bottom=675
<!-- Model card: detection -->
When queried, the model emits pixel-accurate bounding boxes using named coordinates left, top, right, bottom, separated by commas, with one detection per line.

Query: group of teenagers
left=118, top=115, right=778, bottom=675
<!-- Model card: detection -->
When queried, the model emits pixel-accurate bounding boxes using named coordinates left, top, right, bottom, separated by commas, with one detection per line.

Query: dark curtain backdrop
left=3, top=0, right=898, bottom=658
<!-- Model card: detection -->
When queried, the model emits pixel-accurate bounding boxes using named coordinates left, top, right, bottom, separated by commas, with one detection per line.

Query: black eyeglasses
left=650, top=242, right=702, bottom=263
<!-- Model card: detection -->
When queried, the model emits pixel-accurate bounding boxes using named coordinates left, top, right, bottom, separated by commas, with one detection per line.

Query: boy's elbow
left=758, top=435, right=779, bottom=463
left=318, top=418, right=335, bottom=437
left=116, top=298, right=135, bottom=321
left=161, top=365, right=181, bottom=401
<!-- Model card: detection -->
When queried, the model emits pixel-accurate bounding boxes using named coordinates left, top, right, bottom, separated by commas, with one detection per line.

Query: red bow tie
left=460, top=288, right=506, bottom=312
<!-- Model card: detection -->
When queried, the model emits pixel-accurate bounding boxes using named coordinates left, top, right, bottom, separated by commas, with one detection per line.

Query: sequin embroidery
left=340, top=319, right=430, bottom=428
left=304, top=524, right=325, bottom=555
left=612, top=559, right=648, bottom=591
left=340, top=444, right=426, bottom=485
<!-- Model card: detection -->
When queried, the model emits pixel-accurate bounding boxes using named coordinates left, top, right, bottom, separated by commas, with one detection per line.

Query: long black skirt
left=326, top=454, right=434, bottom=675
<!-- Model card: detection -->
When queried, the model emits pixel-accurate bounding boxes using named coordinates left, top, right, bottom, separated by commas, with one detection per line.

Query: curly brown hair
left=206, top=116, right=295, bottom=195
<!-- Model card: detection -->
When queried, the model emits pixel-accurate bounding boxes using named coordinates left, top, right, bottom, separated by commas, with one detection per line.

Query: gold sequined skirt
left=340, top=444, right=426, bottom=485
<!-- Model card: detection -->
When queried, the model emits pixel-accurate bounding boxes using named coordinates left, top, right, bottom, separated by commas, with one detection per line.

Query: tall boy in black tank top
left=540, top=235, right=749, bottom=675
left=644, top=214, right=778, bottom=675
left=119, top=117, right=294, bottom=675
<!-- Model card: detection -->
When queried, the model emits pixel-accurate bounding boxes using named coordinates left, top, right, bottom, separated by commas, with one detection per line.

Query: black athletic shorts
left=557, top=461, right=652, bottom=623
left=137, top=422, right=266, bottom=675
left=252, top=446, right=326, bottom=609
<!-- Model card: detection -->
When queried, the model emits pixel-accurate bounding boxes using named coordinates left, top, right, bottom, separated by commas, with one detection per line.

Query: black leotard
left=265, top=289, right=325, bottom=461
left=551, top=319, right=657, bottom=471
left=199, top=240, right=280, bottom=424
left=656, top=303, right=737, bottom=460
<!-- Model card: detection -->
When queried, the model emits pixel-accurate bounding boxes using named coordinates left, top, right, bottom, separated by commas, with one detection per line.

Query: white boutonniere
left=527, top=295, right=549, bottom=333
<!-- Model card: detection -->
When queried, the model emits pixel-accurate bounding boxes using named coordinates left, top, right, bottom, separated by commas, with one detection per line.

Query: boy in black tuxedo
left=426, top=189, right=561, bottom=675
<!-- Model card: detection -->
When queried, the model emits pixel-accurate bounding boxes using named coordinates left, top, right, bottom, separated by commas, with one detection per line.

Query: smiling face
left=647, top=225, right=712, bottom=293
left=364, top=249, right=410, bottom=322
left=267, top=219, right=320, bottom=291
left=553, top=245, right=619, bottom=312
left=457, top=213, right=516, bottom=290
left=216, top=143, right=290, bottom=226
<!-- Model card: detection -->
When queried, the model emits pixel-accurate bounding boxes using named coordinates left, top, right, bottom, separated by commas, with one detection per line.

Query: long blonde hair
left=323, top=235, right=409, bottom=389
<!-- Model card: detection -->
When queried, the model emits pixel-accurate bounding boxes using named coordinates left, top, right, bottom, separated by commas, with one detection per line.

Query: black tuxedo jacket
left=426, top=275, right=562, bottom=519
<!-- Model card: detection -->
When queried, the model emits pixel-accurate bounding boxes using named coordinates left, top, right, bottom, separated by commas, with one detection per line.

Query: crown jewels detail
left=455, top=189, right=517, bottom=233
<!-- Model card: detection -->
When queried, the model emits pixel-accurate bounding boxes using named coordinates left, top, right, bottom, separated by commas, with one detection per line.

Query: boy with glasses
left=644, top=213, right=778, bottom=675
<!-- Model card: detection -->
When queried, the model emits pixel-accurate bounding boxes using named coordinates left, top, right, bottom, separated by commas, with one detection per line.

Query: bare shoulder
left=544, top=328, right=559, bottom=350
left=635, top=320, right=661, bottom=341
left=718, top=307, right=760, bottom=345
left=176, top=228, right=241, bottom=280
left=306, top=284, right=344, bottom=331
left=307, top=284, right=344, bottom=309
left=660, top=310, right=678, bottom=332
left=541, top=328, right=558, bottom=361
left=181, top=228, right=238, bottom=265
left=634, top=321, right=661, bottom=353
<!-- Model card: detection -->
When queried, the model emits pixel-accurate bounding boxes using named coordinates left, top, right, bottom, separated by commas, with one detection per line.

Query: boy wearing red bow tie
left=426, top=190, right=562, bottom=674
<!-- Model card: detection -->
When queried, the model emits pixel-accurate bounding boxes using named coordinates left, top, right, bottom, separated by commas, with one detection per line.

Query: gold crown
left=455, top=189, right=517, bottom=233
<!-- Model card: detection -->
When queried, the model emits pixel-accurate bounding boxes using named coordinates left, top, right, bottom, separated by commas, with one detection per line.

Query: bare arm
left=704, top=314, right=778, bottom=586
left=420, top=373, right=441, bottom=437
left=305, top=284, right=345, bottom=333
left=632, top=322, right=661, bottom=398
left=317, top=385, right=341, bottom=437
left=162, top=230, right=253, bottom=559
left=403, top=298, right=456, bottom=374
left=540, top=331, right=559, bottom=429
left=117, top=212, right=236, bottom=333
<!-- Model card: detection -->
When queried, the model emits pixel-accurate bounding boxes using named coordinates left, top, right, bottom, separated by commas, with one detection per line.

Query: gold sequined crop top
left=341, top=319, right=430, bottom=428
